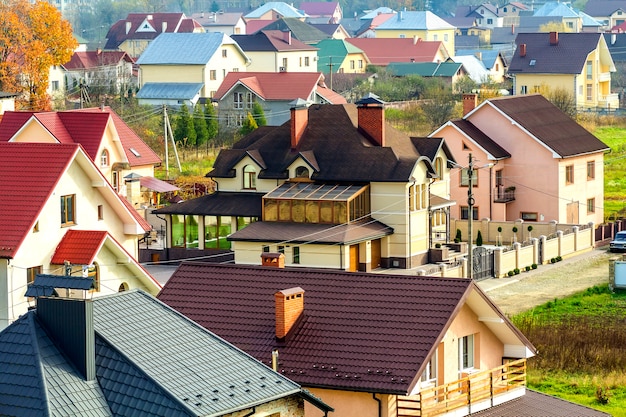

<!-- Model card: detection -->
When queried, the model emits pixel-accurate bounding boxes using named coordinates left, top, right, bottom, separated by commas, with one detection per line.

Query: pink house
left=431, top=94, right=608, bottom=226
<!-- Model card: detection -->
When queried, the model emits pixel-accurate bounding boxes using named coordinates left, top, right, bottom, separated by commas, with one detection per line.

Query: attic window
left=529, top=59, right=536, bottom=66
left=462, top=142, right=471, bottom=151
left=129, top=147, right=141, bottom=157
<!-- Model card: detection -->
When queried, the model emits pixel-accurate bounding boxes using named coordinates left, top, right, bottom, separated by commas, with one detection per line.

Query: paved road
left=477, top=247, right=615, bottom=315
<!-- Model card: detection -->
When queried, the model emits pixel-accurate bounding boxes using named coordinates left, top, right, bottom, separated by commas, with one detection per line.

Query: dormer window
left=100, top=149, right=109, bottom=167
left=295, top=166, right=309, bottom=178
left=243, top=165, right=257, bottom=189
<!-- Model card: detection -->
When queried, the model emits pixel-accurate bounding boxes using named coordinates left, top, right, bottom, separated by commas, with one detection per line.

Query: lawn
left=595, top=125, right=626, bottom=220
left=511, top=285, right=626, bottom=416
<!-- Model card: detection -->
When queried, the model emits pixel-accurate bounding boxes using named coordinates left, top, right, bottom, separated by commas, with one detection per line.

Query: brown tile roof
left=207, top=104, right=426, bottom=182
left=449, top=119, right=512, bottom=159
left=157, top=262, right=474, bottom=393
left=483, top=95, right=609, bottom=158
left=232, top=30, right=318, bottom=52
left=509, top=32, right=604, bottom=75
left=472, top=389, right=611, bottom=417
left=104, top=13, right=200, bottom=50
left=153, top=192, right=264, bottom=217
left=228, top=218, right=393, bottom=244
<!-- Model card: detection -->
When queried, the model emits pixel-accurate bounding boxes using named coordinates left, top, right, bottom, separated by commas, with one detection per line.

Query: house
left=455, top=49, right=508, bottom=82
left=299, top=1, right=343, bottom=23
left=0, top=91, right=17, bottom=115
left=250, top=17, right=331, bottom=45
left=190, top=11, right=246, bottom=35
left=345, top=37, right=450, bottom=66
left=244, top=2, right=308, bottom=21
left=0, top=290, right=332, bottom=416
left=584, top=0, right=626, bottom=29
left=0, top=107, right=166, bottom=210
left=0, top=143, right=161, bottom=330
left=450, top=55, right=491, bottom=84
left=104, top=12, right=204, bottom=58
left=454, top=3, right=503, bottom=29
left=63, top=50, right=136, bottom=96
left=374, top=11, right=456, bottom=54
left=387, top=61, right=468, bottom=88
left=136, top=32, right=250, bottom=104
left=508, top=32, right=619, bottom=110
left=314, top=39, right=369, bottom=73
left=153, top=95, right=457, bottom=270
left=532, top=1, right=584, bottom=32
left=500, top=1, right=530, bottom=27
left=430, top=94, right=609, bottom=226
left=353, top=12, right=396, bottom=38
left=231, top=30, right=319, bottom=72
left=213, top=72, right=346, bottom=127
left=308, top=22, right=351, bottom=39
left=157, top=262, right=543, bottom=417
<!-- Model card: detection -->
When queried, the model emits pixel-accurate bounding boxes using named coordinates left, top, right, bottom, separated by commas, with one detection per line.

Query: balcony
left=494, top=186, right=515, bottom=203
left=397, top=358, right=527, bottom=417
left=598, top=93, right=620, bottom=110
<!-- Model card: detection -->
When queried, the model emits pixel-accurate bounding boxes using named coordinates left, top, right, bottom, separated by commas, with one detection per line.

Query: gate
left=472, top=246, right=494, bottom=280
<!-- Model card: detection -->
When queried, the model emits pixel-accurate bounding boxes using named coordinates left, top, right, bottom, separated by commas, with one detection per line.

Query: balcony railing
left=494, top=186, right=515, bottom=203
left=397, top=358, right=527, bottom=417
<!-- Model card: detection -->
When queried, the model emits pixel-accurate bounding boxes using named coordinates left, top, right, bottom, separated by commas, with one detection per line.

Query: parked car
left=610, top=231, right=626, bottom=252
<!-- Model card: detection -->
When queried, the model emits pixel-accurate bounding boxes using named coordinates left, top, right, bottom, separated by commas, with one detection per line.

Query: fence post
left=513, top=242, right=521, bottom=270
left=540, top=235, right=547, bottom=265
left=531, top=237, right=539, bottom=265
left=589, top=222, right=595, bottom=248
left=439, top=263, right=447, bottom=277
left=573, top=226, right=579, bottom=251
left=493, top=247, right=503, bottom=277
left=557, top=230, right=564, bottom=258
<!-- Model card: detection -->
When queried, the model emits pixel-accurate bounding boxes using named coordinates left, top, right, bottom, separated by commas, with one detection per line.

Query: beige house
left=0, top=143, right=161, bottom=330
left=431, top=94, right=609, bottom=227
left=136, top=32, right=250, bottom=103
left=508, top=32, right=618, bottom=110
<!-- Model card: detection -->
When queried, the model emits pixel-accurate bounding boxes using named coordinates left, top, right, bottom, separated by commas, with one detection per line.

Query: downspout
left=372, top=393, right=382, bottom=417
left=340, top=244, right=344, bottom=270
left=427, top=177, right=436, bottom=260
left=409, top=177, right=416, bottom=269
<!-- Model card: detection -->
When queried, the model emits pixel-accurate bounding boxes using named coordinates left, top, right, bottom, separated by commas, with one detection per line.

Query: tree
left=0, top=0, right=77, bottom=110
left=174, top=103, right=196, bottom=147
left=539, top=21, right=571, bottom=33
left=476, top=230, right=483, bottom=246
left=240, top=112, right=258, bottom=135
left=536, top=83, right=577, bottom=118
left=420, top=79, right=460, bottom=130
left=252, top=101, right=267, bottom=126
left=193, top=103, right=208, bottom=151
left=204, top=102, right=218, bottom=149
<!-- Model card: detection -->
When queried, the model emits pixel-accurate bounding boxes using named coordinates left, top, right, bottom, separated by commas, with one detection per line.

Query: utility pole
left=164, top=105, right=169, bottom=180
left=467, top=153, right=475, bottom=280
left=327, top=56, right=334, bottom=90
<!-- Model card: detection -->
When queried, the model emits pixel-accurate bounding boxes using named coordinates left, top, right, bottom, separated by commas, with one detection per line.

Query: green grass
left=595, top=126, right=626, bottom=220
left=512, top=285, right=626, bottom=416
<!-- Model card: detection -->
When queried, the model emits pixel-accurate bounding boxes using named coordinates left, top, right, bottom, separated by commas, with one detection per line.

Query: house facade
left=154, top=96, right=457, bottom=270
left=136, top=32, right=250, bottom=103
left=0, top=143, right=160, bottom=330
left=508, top=32, right=619, bottom=110
left=314, top=39, right=369, bottom=73
left=584, top=0, right=626, bottom=29
left=63, top=50, right=135, bottom=96
left=190, top=11, right=246, bottom=35
left=299, top=1, right=343, bottom=23
left=345, top=37, right=450, bottom=66
left=158, top=262, right=540, bottom=417
left=431, top=94, right=608, bottom=227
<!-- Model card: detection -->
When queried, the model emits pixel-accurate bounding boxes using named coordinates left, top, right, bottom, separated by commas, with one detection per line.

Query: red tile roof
left=63, top=51, right=134, bottom=70
left=158, top=263, right=481, bottom=393
left=0, top=143, right=79, bottom=259
left=50, top=230, right=107, bottom=265
left=214, top=72, right=333, bottom=101
left=345, top=38, right=447, bottom=65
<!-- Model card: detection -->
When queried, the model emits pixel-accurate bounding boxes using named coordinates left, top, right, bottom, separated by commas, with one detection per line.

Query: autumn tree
left=252, top=101, right=267, bottom=126
left=240, top=112, right=258, bottom=135
left=0, top=0, right=77, bottom=110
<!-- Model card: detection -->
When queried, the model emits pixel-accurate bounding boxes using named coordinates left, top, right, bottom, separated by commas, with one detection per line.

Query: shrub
left=556, top=255, right=562, bottom=262
left=527, top=225, right=533, bottom=232
left=531, top=263, right=538, bottom=269
left=596, top=386, right=611, bottom=405
left=514, top=268, right=520, bottom=275
left=512, top=226, right=518, bottom=233
left=508, top=270, right=514, bottom=277
left=525, top=266, right=531, bottom=272
left=550, top=258, right=556, bottom=264
left=435, top=243, right=441, bottom=248
left=455, top=229, right=462, bottom=242
left=476, top=230, right=483, bottom=246
left=497, top=226, right=502, bottom=233
left=454, top=238, right=460, bottom=243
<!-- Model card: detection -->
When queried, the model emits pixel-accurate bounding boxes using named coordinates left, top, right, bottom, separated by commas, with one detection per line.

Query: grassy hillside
left=594, top=125, right=626, bottom=221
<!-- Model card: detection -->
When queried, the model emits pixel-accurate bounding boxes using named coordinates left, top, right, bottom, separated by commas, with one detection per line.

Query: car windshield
left=615, top=233, right=626, bottom=241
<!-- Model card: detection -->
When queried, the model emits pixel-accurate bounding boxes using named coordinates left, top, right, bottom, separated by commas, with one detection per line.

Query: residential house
left=232, top=30, right=319, bottom=72
left=456, top=49, right=508, bottom=82
left=500, top=1, right=530, bottom=27
left=63, top=50, right=136, bottom=97
left=0, top=143, right=161, bottom=330
left=213, top=72, right=346, bottom=127
left=0, top=290, right=332, bottom=416
left=153, top=96, right=457, bottom=270
left=345, top=38, right=450, bottom=66
left=532, top=1, right=584, bottom=32
left=314, top=39, right=369, bottom=73
left=374, top=11, right=456, bottom=54
left=0, top=92, right=17, bottom=115
left=157, top=262, right=569, bottom=417
left=299, top=1, right=343, bottom=23
left=584, top=0, right=626, bottom=29
left=454, top=4, right=503, bottom=30
left=244, top=2, right=308, bottom=22
left=0, top=107, right=166, bottom=210
left=508, top=32, right=619, bottom=110
left=104, top=13, right=204, bottom=58
left=250, top=18, right=331, bottom=45
left=47, top=65, right=66, bottom=99
left=309, top=22, right=351, bottom=39
left=387, top=61, right=468, bottom=88
left=450, top=55, right=491, bottom=84
left=430, top=94, right=609, bottom=226
left=353, top=12, right=396, bottom=38
left=190, top=11, right=246, bottom=35
left=136, top=32, right=250, bottom=105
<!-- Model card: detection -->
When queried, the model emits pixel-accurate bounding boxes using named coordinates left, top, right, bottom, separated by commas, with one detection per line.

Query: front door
left=567, top=201, right=579, bottom=224
left=370, top=239, right=381, bottom=270
left=349, top=244, right=359, bottom=272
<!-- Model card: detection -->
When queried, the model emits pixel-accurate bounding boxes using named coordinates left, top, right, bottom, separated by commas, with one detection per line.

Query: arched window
left=295, top=166, right=309, bottom=178
left=243, top=165, right=257, bottom=189
left=100, top=149, right=109, bottom=167
left=435, top=157, right=444, bottom=180
left=87, top=262, right=100, bottom=292
left=118, top=282, right=129, bottom=292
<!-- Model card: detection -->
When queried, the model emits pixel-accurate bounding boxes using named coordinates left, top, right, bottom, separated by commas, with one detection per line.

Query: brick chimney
left=511, top=24, right=515, bottom=34
left=261, top=252, right=285, bottom=268
left=162, top=21, right=168, bottom=32
left=549, top=31, right=558, bottom=45
left=356, top=93, right=386, bottom=147
left=125, top=21, right=132, bottom=34
left=462, top=93, right=478, bottom=116
left=275, top=287, right=304, bottom=340
left=519, top=43, right=526, bottom=57
left=283, top=30, right=292, bottom=45
left=290, top=98, right=309, bottom=150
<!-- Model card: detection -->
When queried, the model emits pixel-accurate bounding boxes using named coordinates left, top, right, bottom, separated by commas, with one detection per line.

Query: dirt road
left=477, top=248, right=615, bottom=315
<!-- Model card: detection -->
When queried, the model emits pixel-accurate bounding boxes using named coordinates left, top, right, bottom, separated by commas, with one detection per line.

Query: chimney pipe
left=125, top=21, right=132, bottom=34
left=261, top=252, right=286, bottom=268
left=357, top=101, right=386, bottom=147
left=283, top=30, right=291, bottom=45
left=549, top=31, right=558, bottom=45
left=519, top=43, right=526, bottom=57
left=275, top=287, right=304, bottom=340
left=511, top=24, right=514, bottom=34
left=162, top=21, right=168, bottom=32
left=462, top=93, right=478, bottom=116
left=272, top=349, right=279, bottom=371
left=290, top=99, right=309, bottom=150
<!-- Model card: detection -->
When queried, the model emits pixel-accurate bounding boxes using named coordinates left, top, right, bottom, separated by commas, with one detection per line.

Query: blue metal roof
left=137, top=32, right=237, bottom=65
left=377, top=10, right=455, bottom=30
left=30, top=274, right=94, bottom=291
left=137, top=82, right=204, bottom=100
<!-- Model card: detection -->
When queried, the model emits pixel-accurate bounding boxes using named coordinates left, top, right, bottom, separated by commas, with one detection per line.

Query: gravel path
left=477, top=248, right=615, bottom=316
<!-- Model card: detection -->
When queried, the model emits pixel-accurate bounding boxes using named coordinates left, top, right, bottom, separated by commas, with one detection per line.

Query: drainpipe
left=372, top=393, right=382, bottom=417
left=340, top=244, right=344, bottom=270
left=427, top=177, right=436, bottom=261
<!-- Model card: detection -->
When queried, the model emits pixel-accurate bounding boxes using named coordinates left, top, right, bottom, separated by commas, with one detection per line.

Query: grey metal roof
left=376, top=10, right=455, bottom=30
left=137, top=32, right=236, bottom=65
left=136, top=82, right=204, bottom=100
left=244, top=2, right=307, bottom=19
left=30, top=274, right=94, bottom=291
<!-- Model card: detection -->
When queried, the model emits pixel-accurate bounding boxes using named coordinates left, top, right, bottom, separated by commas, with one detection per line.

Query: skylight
left=129, top=147, right=141, bottom=157
left=529, top=59, right=536, bottom=66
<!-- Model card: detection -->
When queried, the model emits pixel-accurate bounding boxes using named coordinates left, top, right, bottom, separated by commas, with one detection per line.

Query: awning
left=139, top=176, right=180, bottom=193
left=430, top=194, right=456, bottom=210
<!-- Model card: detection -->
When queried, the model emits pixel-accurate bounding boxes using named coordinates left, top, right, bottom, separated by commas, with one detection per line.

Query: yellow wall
left=245, top=50, right=318, bottom=72
left=337, top=52, right=369, bottom=74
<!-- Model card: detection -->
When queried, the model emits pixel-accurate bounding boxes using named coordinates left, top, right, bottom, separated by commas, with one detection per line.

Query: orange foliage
left=0, top=0, right=77, bottom=110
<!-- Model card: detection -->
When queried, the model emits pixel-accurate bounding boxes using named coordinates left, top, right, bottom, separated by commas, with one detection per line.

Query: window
left=521, top=212, right=538, bottom=221
left=487, top=18, right=493, bottom=24
left=262, top=245, right=270, bottom=252
left=172, top=214, right=185, bottom=247
left=586, top=60, right=592, bottom=80
left=460, top=206, right=479, bottom=220
left=27, top=266, right=42, bottom=286
left=210, top=70, right=217, bottom=80
left=304, top=56, right=310, bottom=66
left=587, top=160, right=595, bottom=180
left=234, top=92, right=244, bottom=109
left=586, top=84, right=592, bottom=101
left=459, top=334, right=474, bottom=370
left=421, top=349, right=438, bottom=384
left=587, top=198, right=595, bottom=213
left=98, top=205, right=103, bottom=220
left=100, top=149, right=109, bottom=167
left=520, top=85, right=527, bottom=94
left=567, top=21, right=573, bottom=29
left=460, top=168, right=478, bottom=187
left=350, top=60, right=355, bottom=70
left=243, top=165, right=257, bottom=189
left=293, top=246, right=300, bottom=264
left=51, top=80, right=59, bottom=91
left=277, top=245, right=285, bottom=254
left=444, top=34, right=448, bottom=41
left=112, top=171, right=119, bottom=192
left=204, top=216, right=232, bottom=249
left=60, top=194, right=76, bottom=226
left=565, top=165, right=574, bottom=184
left=435, top=157, right=443, bottom=180
left=232, top=68, right=239, bottom=72
left=222, top=49, right=227, bottom=57
left=186, top=215, right=199, bottom=248
left=433, top=34, right=438, bottom=41
left=295, top=166, right=310, bottom=178
left=246, top=92, right=254, bottom=109
left=282, top=57, right=288, bottom=68
left=358, top=60, right=363, bottom=69
left=495, top=63, right=499, bottom=71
